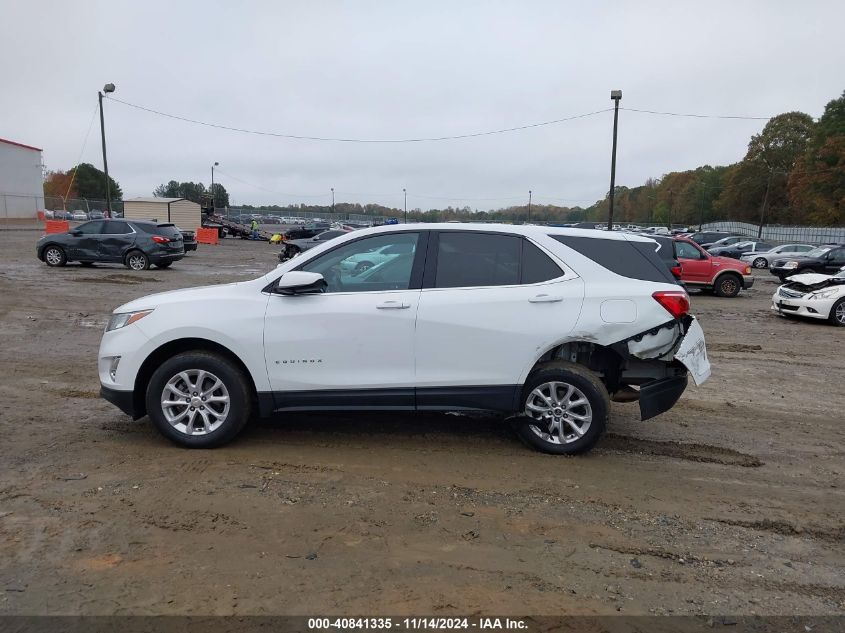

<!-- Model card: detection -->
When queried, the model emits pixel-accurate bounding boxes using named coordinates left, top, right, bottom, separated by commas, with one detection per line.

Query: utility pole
left=331, top=187, right=335, bottom=215
left=757, top=170, right=773, bottom=239
left=211, top=161, right=219, bottom=212
left=528, top=190, right=532, bottom=224
left=607, top=90, right=622, bottom=231
left=98, top=83, right=115, bottom=217
left=403, top=188, right=407, bottom=224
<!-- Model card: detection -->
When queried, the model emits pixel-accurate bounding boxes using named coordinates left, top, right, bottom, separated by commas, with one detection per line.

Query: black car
left=709, top=240, right=774, bottom=260
left=770, top=244, right=845, bottom=281
left=643, top=235, right=683, bottom=285
left=36, top=219, right=185, bottom=270
left=281, top=226, right=325, bottom=240
left=179, top=228, right=198, bottom=252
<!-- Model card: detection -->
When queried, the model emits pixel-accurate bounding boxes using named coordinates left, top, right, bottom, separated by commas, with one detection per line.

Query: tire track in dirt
left=598, top=434, right=764, bottom=467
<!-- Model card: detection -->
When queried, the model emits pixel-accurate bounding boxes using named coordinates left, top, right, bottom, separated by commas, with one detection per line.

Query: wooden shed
left=122, top=197, right=202, bottom=230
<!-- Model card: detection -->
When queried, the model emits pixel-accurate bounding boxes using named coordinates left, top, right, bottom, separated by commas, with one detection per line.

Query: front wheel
left=145, top=351, right=253, bottom=448
left=43, top=246, right=67, bottom=267
left=752, top=257, right=768, bottom=269
left=830, top=298, right=845, bottom=327
left=714, top=273, right=741, bottom=297
left=511, top=361, right=609, bottom=455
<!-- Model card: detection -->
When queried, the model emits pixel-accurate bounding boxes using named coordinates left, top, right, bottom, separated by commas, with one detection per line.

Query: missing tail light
left=151, top=235, right=170, bottom=244
left=652, top=290, right=690, bottom=319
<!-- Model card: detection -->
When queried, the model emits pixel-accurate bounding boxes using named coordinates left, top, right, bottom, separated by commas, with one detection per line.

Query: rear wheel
left=714, top=273, right=741, bottom=297
left=43, top=246, right=67, bottom=267
left=145, top=351, right=253, bottom=448
left=830, top=298, right=845, bottom=327
left=511, top=361, right=608, bottom=455
left=752, top=257, right=768, bottom=269
left=125, top=250, right=150, bottom=271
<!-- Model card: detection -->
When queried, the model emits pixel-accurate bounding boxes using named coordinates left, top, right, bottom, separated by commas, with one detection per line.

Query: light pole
left=527, top=190, right=532, bottom=224
left=331, top=187, right=335, bottom=215
left=98, top=83, right=115, bottom=217
left=211, top=161, right=219, bottom=215
left=403, top=188, right=407, bottom=224
left=607, top=89, right=622, bottom=231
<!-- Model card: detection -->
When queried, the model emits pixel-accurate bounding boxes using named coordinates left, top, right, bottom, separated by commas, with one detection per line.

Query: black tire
left=80, top=261, right=95, bottom=267
left=286, top=245, right=300, bottom=259
left=830, top=298, right=845, bottom=327
left=43, top=245, right=67, bottom=267
left=155, top=261, right=172, bottom=269
left=714, top=273, right=741, bottom=297
left=145, top=351, right=253, bottom=448
left=751, top=257, right=768, bottom=269
left=511, top=361, right=609, bottom=455
left=125, top=250, right=150, bottom=271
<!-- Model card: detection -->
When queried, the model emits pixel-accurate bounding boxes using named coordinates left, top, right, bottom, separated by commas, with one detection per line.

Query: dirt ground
left=0, top=229, right=843, bottom=617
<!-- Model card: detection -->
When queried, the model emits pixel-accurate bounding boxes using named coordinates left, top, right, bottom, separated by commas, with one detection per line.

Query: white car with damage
left=772, top=266, right=845, bottom=326
left=98, top=224, right=710, bottom=455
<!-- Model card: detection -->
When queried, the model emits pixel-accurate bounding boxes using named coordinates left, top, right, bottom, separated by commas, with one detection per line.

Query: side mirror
left=274, top=271, right=326, bottom=296
left=70, top=229, right=82, bottom=236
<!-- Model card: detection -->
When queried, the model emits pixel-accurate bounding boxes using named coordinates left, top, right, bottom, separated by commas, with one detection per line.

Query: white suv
left=98, top=225, right=710, bottom=454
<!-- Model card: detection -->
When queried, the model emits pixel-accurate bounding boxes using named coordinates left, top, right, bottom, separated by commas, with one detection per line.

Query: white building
left=0, top=137, right=44, bottom=219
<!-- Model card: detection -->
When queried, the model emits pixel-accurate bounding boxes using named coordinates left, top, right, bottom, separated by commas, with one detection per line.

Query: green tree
left=71, top=163, right=122, bottom=200
left=153, top=180, right=229, bottom=207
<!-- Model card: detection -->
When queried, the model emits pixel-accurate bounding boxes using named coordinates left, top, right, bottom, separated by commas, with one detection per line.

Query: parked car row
left=46, top=209, right=108, bottom=221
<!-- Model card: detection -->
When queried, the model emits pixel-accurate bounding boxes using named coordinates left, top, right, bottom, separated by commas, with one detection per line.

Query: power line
left=106, top=95, right=613, bottom=143
left=621, top=107, right=771, bottom=121
left=214, top=168, right=330, bottom=198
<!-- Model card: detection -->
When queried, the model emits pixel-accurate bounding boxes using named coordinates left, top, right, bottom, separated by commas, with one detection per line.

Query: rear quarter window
left=550, top=235, right=676, bottom=284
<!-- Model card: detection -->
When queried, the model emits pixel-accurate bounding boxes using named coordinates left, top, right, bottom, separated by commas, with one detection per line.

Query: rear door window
left=102, top=220, right=132, bottom=234
left=434, top=232, right=521, bottom=288
left=75, top=221, right=104, bottom=234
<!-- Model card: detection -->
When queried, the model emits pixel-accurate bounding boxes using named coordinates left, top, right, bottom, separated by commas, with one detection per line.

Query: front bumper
left=100, top=385, right=140, bottom=418
left=742, top=275, right=755, bottom=289
left=771, top=298, right=829, bottom=321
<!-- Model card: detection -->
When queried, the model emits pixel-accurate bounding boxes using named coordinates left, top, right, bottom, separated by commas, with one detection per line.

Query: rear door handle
left=529, top=294, right=564, bottom=303
left=376, top=300, right=410, bottom=309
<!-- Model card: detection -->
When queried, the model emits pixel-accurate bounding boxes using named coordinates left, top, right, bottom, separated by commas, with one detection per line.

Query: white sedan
left=741, top=243, right=814, bottom=268
left=772, top=266, right=845, bottom=326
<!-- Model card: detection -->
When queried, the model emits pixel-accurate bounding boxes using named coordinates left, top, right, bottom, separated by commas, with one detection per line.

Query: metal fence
left=224, top=207, right=389, bottom=225
left=699, top=221, right=845, bottom=245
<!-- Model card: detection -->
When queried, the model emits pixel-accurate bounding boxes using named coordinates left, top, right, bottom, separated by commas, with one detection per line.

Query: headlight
left=783, top=261, right=799, bottom=269
left=745, top=266, right=752, bottom=274
left=107, top=309, right=153, bottom=331
left=809, top=289, right=838, bottom=300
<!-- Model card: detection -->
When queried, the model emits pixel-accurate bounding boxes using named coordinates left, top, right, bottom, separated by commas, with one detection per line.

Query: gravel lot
left=0, top=230, right=843, bottom=616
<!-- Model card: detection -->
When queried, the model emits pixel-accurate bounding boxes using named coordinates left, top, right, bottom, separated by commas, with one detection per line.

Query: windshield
left=805, top=247, right=831, bottom=258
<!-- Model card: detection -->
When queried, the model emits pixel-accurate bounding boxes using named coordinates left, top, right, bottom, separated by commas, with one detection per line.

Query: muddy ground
left=0, top=229, right=842, bottom=616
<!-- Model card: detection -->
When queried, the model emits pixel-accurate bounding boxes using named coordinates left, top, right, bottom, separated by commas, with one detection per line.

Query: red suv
left=673, top=237, right=754, bottom=297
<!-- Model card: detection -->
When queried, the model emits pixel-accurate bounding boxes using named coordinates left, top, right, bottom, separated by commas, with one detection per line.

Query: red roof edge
left=0, top=137, right=42, bottom=152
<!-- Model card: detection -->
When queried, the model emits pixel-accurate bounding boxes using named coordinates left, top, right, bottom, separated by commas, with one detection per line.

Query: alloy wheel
left=524, top=381, right=592, bottom=444
left=128, top=254, right=147, bottom=270
left=160, top=369, right=230, bottom=435
left=45, top=248, right=63, bottom=265
left=836, top=302, right=845, bottom=325
left=752, top=257, right=767, bottom=268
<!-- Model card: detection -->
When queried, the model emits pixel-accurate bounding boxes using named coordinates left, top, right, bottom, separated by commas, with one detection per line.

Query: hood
left=113, top=281, right=251, bottom=313
left=785, top=272, right=834, bottom=285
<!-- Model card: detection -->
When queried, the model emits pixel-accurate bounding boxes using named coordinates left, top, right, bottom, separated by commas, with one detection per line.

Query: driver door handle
left=376, top=300, right=410, bottom=309
left=529, top=294, right=564, bottom=303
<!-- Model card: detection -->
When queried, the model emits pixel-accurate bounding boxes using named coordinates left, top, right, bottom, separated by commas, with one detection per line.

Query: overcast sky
left=1, top=0, right=843, bottom=210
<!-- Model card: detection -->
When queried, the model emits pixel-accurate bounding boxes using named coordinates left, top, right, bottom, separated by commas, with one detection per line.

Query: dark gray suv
left=36, top=219, right=185, bottom=270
